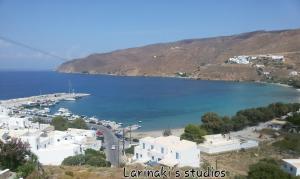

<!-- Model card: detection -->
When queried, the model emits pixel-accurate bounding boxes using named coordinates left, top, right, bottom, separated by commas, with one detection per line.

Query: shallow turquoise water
left=0, top=71, right=299, bottom=131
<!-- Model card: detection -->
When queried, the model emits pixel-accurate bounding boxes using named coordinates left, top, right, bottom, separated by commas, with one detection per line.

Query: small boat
left=64, top=97, right=76, bottom=101
left=138, top=120, right=142, bottom=123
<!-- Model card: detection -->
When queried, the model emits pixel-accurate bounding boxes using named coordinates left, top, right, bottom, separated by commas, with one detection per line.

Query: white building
left=289, top=71, right=298, bottom=76
left=198, top=134, right=258, bottom=154
left=271, top=55, right=285, bottom=62
left=0, top=107, right=101, bottom=165
left=281, top=159, right=300, bottom=176
left=228, top=56, right=250, bottom=64
left=133, top=136, right=200, bottom=168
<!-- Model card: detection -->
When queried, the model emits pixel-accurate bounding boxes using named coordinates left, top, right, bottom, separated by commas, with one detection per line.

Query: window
left=136, top=153, right=139, bottom=159
left=151, top=145, right=154, bottom=150
left=140, top=154, right=142, bottom=158
left=161, top=147, right=164, bottom=154
left=152, top=156, right=154, bottom=160
left=143, top=143, right=145, bottom=149
left=176, top=152, right=180, bottom=159
left=290, top=167, right=293, bottom=172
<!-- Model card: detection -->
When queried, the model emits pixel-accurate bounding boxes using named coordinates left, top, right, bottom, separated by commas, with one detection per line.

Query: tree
left=248, top=158, right=293, bottom=179
left=0, top=138, right=31, bottom=171
left=125, top=146, right=134, bottom=154
left=86, top=156, right=107, bottom=167
left=69, top=118, right=88, bottom=129
left=231, top=115, right=249, bottom=131
left=268, top=103, right=289, bottom=117
left=51, top=116, right=68, bottom=131
left=61, top=154, right=85, bottom=166
left=162, top=129, right=172, bottom=136
left=287, top=113, right=300, bottom=126
left=180, top=124, right=206, bottom=144
left=201, top=112, right=223, bottom=133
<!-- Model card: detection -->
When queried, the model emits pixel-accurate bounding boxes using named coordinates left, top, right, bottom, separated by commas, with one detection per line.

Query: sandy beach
left=130, top=128, right=184, bottom=139
left=130, top=120, right=274, bottom=141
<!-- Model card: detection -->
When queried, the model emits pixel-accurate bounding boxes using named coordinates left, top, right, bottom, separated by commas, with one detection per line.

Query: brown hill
left=57, top=29, right=300, bottom=81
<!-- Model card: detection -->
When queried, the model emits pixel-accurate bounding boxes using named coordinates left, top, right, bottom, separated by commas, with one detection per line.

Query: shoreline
left=130, top=120, right=274, bottom=141
left=57, top=71, right=300, bottom=90
left=130, top=128, right=184, bottom=139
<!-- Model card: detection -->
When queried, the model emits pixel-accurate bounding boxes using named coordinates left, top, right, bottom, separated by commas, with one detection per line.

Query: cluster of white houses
left=227, top=54, right=285, bottom=64
left=0, top=106, right=101, bottom=165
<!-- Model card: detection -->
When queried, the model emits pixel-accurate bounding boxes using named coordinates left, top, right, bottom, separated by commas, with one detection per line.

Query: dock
left=0, top=93, right=90, bottom=108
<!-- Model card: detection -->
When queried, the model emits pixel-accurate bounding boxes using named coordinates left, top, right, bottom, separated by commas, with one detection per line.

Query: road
left=88, top=124, right=122, bottom=167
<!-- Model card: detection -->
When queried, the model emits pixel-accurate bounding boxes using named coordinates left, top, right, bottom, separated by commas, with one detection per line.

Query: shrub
left=125, top=146, right=134, bottom=154
left=16, top=161, right=36, bottom=178
left=86, top=156, right=107, bottom=167
left=65, top=171, right=74, bottom=177
left=248, top=158, right=292, bottom=179
left=180, top=124, right=206, bottom=144
left=51, top=116, right=69, bottom=131
left=62, top=154, right=85, bottom=166
left=0, top=138, right=32, bottom=171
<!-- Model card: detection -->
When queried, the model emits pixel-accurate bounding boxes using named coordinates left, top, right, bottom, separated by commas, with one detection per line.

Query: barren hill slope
left=57, top=29, right=300, bottom=81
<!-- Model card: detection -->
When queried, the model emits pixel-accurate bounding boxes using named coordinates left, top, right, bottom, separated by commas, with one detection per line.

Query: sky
left=0, top=0, right=300, bottom=70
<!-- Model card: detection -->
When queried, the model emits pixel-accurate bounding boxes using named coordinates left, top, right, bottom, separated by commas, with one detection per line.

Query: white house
left=281, top=159, right=300, bottom=176
left=0, top=121, right=101, bottom=165
left=133, top=136, right=200, bottom=168
left=198, top=134, right=258, bottom=154
left=289, top=71, right=298, bottom=76
left=228, top=56, right=250, bottom=64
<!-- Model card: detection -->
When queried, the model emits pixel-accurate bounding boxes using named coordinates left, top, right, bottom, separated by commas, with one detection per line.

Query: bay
left=0, top=71, right=299, bottom=131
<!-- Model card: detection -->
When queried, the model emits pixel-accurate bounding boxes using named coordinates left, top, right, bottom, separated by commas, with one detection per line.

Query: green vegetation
left=125, top=145, right=134, bottom=154
left=180, top=124, right=206, bottom=144
left=51, top=116, right=88, bottom=131
left=247, top=158, right=298, bottom=179
left=286, top=113, right=300, bottom=126
left=273, top=133, right=300, bottom=154
left=62, top=149, right=110, bottom=167
left=0, top=138, right=40, bottom=178
left=201, top=103, right=300, bottom=135
left=181, top=103, right=300, bottom=143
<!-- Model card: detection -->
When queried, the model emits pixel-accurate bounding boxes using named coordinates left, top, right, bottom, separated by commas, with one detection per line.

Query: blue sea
left=0, top=71, right=299, bottom=131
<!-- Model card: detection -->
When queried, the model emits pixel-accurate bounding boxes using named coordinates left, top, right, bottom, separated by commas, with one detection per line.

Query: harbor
left=0, top=92, right=142, bottom=134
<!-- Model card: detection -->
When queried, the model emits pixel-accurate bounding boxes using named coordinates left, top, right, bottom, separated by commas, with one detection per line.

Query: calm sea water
left=0, top=71, right=299, bottom=131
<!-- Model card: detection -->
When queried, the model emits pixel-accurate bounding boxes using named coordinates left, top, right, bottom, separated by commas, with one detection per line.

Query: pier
left=0, top=93, right=90, bottom=108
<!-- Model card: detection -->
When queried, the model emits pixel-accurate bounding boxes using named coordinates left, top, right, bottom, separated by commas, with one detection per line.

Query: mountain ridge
left=57, top=28, right=300, bottom=81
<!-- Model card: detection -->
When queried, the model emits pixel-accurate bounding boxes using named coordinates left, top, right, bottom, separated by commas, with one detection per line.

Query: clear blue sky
left=0, top=0, right=300, bottom=70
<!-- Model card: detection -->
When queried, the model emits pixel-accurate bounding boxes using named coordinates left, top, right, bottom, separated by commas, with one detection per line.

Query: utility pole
left=129, top=125, right=132, bottom=145
left=117, top=139, right=120, bottom=167
left=122, top=128, right=125, bottom=156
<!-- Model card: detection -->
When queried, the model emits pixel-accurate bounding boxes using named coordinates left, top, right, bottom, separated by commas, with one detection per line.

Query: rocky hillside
left=57, top=29, right=300, bottom=81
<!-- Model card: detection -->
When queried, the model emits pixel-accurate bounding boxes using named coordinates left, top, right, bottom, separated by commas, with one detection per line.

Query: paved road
left=88, top=124, right=121, bottom=167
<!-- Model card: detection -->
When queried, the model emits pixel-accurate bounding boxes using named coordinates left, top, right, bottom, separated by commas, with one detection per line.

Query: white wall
left=281, top=162, right=300, bottom=176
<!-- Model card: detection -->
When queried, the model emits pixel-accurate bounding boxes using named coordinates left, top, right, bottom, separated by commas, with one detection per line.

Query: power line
left=0, top=35, right=67, bottom=61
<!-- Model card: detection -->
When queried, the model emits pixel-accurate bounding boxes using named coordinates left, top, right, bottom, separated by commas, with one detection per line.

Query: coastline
left=130, top=121, right=273, bottom=141
left=57, top=71, right=300, bottom=90
left=130, top=128, right=184, bottom=139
